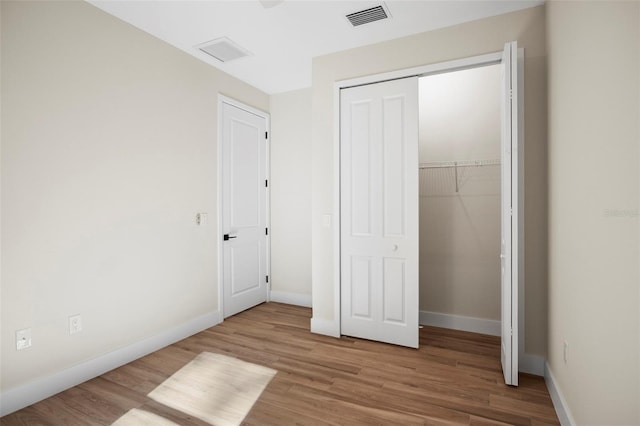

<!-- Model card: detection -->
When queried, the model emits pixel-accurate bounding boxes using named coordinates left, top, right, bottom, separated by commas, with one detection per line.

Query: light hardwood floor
left=1, top=303, right=559, bottom=425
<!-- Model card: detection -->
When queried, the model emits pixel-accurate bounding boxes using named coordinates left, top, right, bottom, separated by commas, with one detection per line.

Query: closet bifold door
left=500, top=40, right=520, bottom=386
left=339, top=77, right=419, bottom=349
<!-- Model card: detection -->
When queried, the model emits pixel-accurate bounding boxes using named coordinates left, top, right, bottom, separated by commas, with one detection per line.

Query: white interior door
left=221, top=100, right=268, bottom=318
left=500, top=41, right=519, bottom=386
left=340, top=77, right=419, bottom=348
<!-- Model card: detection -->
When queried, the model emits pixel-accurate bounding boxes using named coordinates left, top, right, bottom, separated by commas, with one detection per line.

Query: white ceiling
left=89, top=0, right=543, bottom=94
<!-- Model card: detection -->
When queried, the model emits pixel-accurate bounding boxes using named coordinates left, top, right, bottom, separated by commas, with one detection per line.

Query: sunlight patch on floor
left=112, top=408, right=181, bottom=425
left=147, top=352, right=277, bottom=426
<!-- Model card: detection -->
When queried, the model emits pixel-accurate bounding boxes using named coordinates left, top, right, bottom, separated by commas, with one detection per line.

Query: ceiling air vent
left=346, top=4, right=390, bottom=27
left=196, top=37, right=251, bottom=63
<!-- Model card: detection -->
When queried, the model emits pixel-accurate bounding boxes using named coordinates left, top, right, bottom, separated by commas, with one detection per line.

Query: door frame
left=332, top=50, right=524, bottom=362
left=217, top=94, right=271, bottom=320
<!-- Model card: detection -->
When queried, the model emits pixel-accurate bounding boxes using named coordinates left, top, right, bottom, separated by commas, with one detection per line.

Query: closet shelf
left=419, top=158, right=501, bottom=193
left=419, top=159, right=501, bottom=169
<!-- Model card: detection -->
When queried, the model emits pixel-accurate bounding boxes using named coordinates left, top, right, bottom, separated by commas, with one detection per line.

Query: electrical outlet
left=563, top=341, right=568, bottom=364
left=69, top=315, right=82, bottom=335
left=16, top=328, right=32, bottom=350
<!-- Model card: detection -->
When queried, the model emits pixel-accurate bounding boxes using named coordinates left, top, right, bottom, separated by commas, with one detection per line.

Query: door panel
left=383, top=96, right=406, bottom=237
left=501, top=41, right=519, bottom=386
left=340, top=77, right=419, bottom=348
left=230, top=244, right=261, bottom=294
left=383, top=258, right=405, bottom=323
left=351, top=256, right=373, bottom=318
left=230, top=120, right=260, bottom=227
left=221, top=102, right=267, bottom=318
left=351, top=101, right=373, bottom=237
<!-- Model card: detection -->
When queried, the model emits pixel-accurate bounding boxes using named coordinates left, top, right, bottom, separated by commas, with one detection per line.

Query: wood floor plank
left=132, top=400, right=214, bottom=426
left=52, top=385, right=130, bottom=425
left=1, top=303, right=559, bottom=425
left=490, top=393, right=560, bottom=424
left=241, top=401, right=333, bottom=426
left=309, top=377, right=473, bottom=424
left=6, top=397, right=95, bottom=426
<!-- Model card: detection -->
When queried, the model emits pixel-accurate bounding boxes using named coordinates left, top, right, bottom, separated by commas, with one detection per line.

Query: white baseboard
left=419, top=310, right=501, bottom=336
left=0, top=310, right=222, bottom=417
left=310, top=317, right=340, bottom=338
left=520, top=353, right=545, bottom=376
left=269, top=291, right=312, bottom=308
left=545, top=362, right=576, bottom=426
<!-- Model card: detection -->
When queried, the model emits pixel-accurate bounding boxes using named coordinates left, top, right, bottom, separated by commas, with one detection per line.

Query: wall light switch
left=16, top=328, right=32, bottom=350
left=196, top=213, right=208, bottom=226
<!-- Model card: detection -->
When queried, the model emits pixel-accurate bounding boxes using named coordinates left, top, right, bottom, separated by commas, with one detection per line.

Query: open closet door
left=501, top=41, right=520, bottom=386
left=340, top=77, right=419, bottom=348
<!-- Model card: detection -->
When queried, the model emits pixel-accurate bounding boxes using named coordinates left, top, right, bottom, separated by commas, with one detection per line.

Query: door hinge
left=265, top=228, right=268, bottom=235
left=266, top=275, right=269, bottom=283
left=265, top=179, right=268, bottom=188
left=265, top=131, right=268, bottom=139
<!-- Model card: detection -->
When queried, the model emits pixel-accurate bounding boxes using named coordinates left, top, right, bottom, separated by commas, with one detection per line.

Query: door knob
left=223, top=234, right=237, bottom=241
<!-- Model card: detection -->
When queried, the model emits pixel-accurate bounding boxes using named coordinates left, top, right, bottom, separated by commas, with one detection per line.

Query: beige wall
left=419, top=66, right=501, bottom=320
left=419, top=66, right=501, bottom=162
left=547, top=1, right=639, bottom=424
left=311, top=6, right=548, bottom=356
left=0, top=0, right=268, bottom=392
left=270, top=89, right=312, bottom=297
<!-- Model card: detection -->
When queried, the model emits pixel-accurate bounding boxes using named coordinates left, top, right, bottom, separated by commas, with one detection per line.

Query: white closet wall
left=419, top=65, right=502, bottom=321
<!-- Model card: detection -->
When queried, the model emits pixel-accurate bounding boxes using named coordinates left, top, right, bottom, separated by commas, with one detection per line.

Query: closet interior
left=419, top=64, right=502, bottom=330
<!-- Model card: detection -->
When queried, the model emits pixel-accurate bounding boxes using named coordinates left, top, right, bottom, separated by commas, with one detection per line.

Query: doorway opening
left=418, top=64, right=502, bottom=336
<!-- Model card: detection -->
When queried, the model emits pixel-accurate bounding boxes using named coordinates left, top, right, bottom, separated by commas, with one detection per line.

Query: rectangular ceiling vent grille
left=346, top=4, right=390, bottom=27
left=196, top=37, right=251, bottom=63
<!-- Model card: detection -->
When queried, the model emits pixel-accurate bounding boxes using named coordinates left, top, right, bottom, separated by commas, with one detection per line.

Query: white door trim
left=336, top=51, right=502, bottom=91
left=330, top=50, right=524, bottom=363
left=217, top=95, right=271, bottom=320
